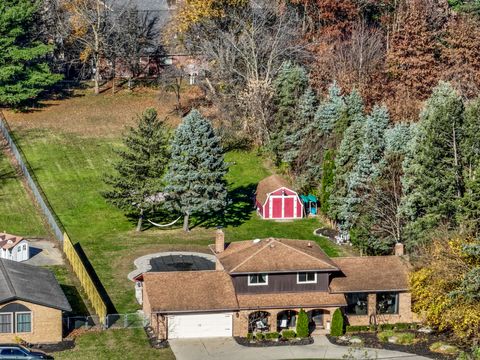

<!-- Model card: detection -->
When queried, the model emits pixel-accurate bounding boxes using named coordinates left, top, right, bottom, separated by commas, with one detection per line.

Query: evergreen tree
left=0, top=0, right=61, bottom=107
left=165, top=109, right=228, bottom=232
left=458, top=169, right=480, bottom=236
left=271, top=61, right=309, bottom=162
left=329, top=90, right=366, bottom=224
left=283, top=86, right=317, bottom=166
left=401, top=82, right=465, bottom=246
left=462, top=97, right=480, bottom=176
left=315, top=81, right=346, bottom=138
left=104, top=108, right=170, bottom=232
left=320, top=149, right=335, bottom=215
left=296, top=309, right=309, bottom=338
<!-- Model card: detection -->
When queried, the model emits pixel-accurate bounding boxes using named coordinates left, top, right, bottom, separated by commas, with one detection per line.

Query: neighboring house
left=255, top=175, right=304, bottom=220
left=0, top=233, right=29, bottom=262
left=140, top=231, right=414, bottom=339
left=0, top=259, right=71, bottom=344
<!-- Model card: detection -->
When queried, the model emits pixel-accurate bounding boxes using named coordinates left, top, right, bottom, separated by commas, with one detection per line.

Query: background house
left=255, top=175, right=304, bottom=220
left=0, top=233, right=29, bottom=262
left=0, top=259, right=71, bottom=344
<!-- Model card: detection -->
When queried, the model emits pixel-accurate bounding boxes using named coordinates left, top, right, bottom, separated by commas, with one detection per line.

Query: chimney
left=215, top=228, right=225, bottom=253
left=394, top=242, right=405, bottom=256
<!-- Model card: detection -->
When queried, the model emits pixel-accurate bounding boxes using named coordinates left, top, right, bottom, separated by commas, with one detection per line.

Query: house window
left=248, top=274, right=268, bottom=286
left=22, top=245, right=26, bottom=251
left=17, top=247, right=21, bottom=252
left=16, top=313, right=32, bottom=333
left=297, top=272, right=317, bottom=284
left=377, top=292, right=399, bottom=314
left=345, top=293, right=368, bottom=315
left=0, top=314, right=12, bottom=333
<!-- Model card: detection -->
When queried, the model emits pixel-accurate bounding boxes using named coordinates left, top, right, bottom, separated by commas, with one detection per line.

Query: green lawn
left=0, top=147, right=47, bottom=237
left=54, top=328, right=175, bottom=360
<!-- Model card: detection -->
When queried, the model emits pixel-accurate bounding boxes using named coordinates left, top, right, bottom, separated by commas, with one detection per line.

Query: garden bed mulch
left=235, top=336, right=313, bottom=347
left=327, top=331, right=457, bottom=360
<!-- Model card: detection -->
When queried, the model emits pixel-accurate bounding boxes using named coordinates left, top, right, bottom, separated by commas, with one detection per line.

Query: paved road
left=169, top=336, right=433, bottom=360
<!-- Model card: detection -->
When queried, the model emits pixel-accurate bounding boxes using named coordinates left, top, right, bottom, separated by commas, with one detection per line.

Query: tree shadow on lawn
left=192, top=183, right=256, bottom=229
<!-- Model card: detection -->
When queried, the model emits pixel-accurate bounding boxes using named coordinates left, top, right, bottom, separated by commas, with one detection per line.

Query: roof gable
left=217, top=238, right=339, bottom=273
left=0, top=259, right=71, bottom=311
left=0, top=233, right=24, bottom=250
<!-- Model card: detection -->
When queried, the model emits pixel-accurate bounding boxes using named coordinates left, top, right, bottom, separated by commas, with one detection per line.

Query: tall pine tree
left=104, top=108, right=170, bottom=232
left=165, top=109, right=227, bottom=232
left=329, top=90, right=366, bottom=223
left=0, top=0, right=61, bottom=107
left=401, top=82, right=465, bottom=246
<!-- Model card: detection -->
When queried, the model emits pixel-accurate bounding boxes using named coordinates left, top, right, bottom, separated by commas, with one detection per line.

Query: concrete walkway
left=169, top=336, right=432, bottom=360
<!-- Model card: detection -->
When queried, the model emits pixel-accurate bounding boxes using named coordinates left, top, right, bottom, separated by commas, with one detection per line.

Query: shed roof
left=237, top=291, right=347, bottom=309
left=0, top=259, right=71, bottom=311
left=330, top=256, right=410, bottom=293
left=256, top=175, right=293, bottom=205
left=215, top=238, right=339, bottom=274
left=0, top=233, right=24, bottom=250
left=144, top=271, right=238, bottom=313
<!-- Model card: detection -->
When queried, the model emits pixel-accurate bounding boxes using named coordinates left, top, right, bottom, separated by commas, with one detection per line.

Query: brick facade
left=0, top=300, right=63, bottom=344
left=345, top=292, right=415, bottom=326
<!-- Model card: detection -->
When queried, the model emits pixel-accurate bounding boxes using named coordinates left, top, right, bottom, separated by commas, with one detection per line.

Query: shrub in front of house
left=296, top=309, right=309, bottom=338
left=255, top=333, right=265, bottom=341
left=346, top=325, right=371, bottom=333
left=330, top=309, right=344, bottom=336
left=378, top=331, right=416, bottom=345
left=281, top=330, right=296, bottom=340
left=379, top=323, right=395, bottom=331
left=247, top=333, right=254, bottom=341
left=265, top=332, right=280, bottom=340
left=395, top=322, right=417, bottom=331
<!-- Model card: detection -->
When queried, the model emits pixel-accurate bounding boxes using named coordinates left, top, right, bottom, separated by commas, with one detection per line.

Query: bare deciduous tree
left=184, top=1, right=308, bottom=144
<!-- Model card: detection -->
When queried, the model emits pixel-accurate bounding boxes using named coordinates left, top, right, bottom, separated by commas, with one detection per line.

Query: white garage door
left=167, top=313, right=232, bottom=339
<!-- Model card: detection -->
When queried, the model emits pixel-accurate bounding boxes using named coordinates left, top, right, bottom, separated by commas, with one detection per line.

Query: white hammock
left=147, top=216, right=182, bottom=228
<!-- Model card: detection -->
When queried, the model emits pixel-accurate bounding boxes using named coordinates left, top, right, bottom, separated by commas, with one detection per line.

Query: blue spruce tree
left=165, top=109, right=228, bottom=232
left=401, top=82, right=465, bottom=247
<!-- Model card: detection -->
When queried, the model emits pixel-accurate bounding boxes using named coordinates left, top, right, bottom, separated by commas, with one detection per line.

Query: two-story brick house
left=141, top=231, right=413, bottom=339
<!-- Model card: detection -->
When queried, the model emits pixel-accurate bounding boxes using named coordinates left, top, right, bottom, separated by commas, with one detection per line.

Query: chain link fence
left=64, top=313, right=149, bottom=332
left=0, top=113, right=64, bottom=241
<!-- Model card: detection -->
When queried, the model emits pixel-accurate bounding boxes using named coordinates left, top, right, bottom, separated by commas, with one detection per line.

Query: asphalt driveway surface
left=169, top=336, right=432, bottom=360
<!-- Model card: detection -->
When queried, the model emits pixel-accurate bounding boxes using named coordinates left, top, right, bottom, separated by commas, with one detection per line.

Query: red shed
left=255, top=175, right=304, bottom=220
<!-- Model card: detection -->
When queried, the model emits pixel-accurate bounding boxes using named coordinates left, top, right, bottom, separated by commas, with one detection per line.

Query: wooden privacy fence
left=63, top=233, right=108, bottom=323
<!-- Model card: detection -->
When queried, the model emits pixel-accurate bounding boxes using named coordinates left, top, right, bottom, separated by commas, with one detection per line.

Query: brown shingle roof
left=256, top=175, right=292, bottom=205
left=143, top=271, right=239, bottom=313
left=330, top=256, right=411, bottom=293
left=216, top=238, right=339, bottom=274
left=237, top=292, right=347, bottom=309
left=0, top=233, right=24, bottom=250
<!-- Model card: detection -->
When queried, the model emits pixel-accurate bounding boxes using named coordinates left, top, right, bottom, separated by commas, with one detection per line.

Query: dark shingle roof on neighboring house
left=0, top=259, right=71, bottom=311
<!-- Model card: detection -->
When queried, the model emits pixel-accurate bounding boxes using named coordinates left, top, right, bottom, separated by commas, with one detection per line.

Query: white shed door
left=168, top=313, right=232, bottom=339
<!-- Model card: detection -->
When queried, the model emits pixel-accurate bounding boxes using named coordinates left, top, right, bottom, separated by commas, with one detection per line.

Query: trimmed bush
left=330, top=309, right=344, bottom=336
left=265, top=332, right=280, bottom=340
left=395, top=323, right=415, bottom=330
left=296, top=309, right=309, bottom=338
left=246, top=333, right=253, bottom=341
left=255, top=333, right=265, bottom=341
left=282, top=330, right=296, bottom=340
left=346, top=325, right=371, bottom=333
left=379, top=323, right=395, bottom=331
left=378, top=331, right=416, bottom=345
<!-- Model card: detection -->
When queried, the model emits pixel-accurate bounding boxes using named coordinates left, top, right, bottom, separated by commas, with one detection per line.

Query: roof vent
left=270, top=243, right=275, bottom=248
left=307, top=242, right=312, bottom=248
left=253, top=239, right=261, bottom=244
left=7, top=240, right=12, bottom=244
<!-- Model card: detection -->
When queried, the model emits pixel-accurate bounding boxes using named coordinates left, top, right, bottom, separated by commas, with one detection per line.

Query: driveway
left=24, top=238, right=64, bottom=266
left=169, top=336, right=432, bottom=360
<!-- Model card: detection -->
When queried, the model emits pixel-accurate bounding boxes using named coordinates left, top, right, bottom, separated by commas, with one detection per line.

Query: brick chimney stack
left=215, top=228, right=225, bottom=253
left=394, top=242, right=405, bottom=256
